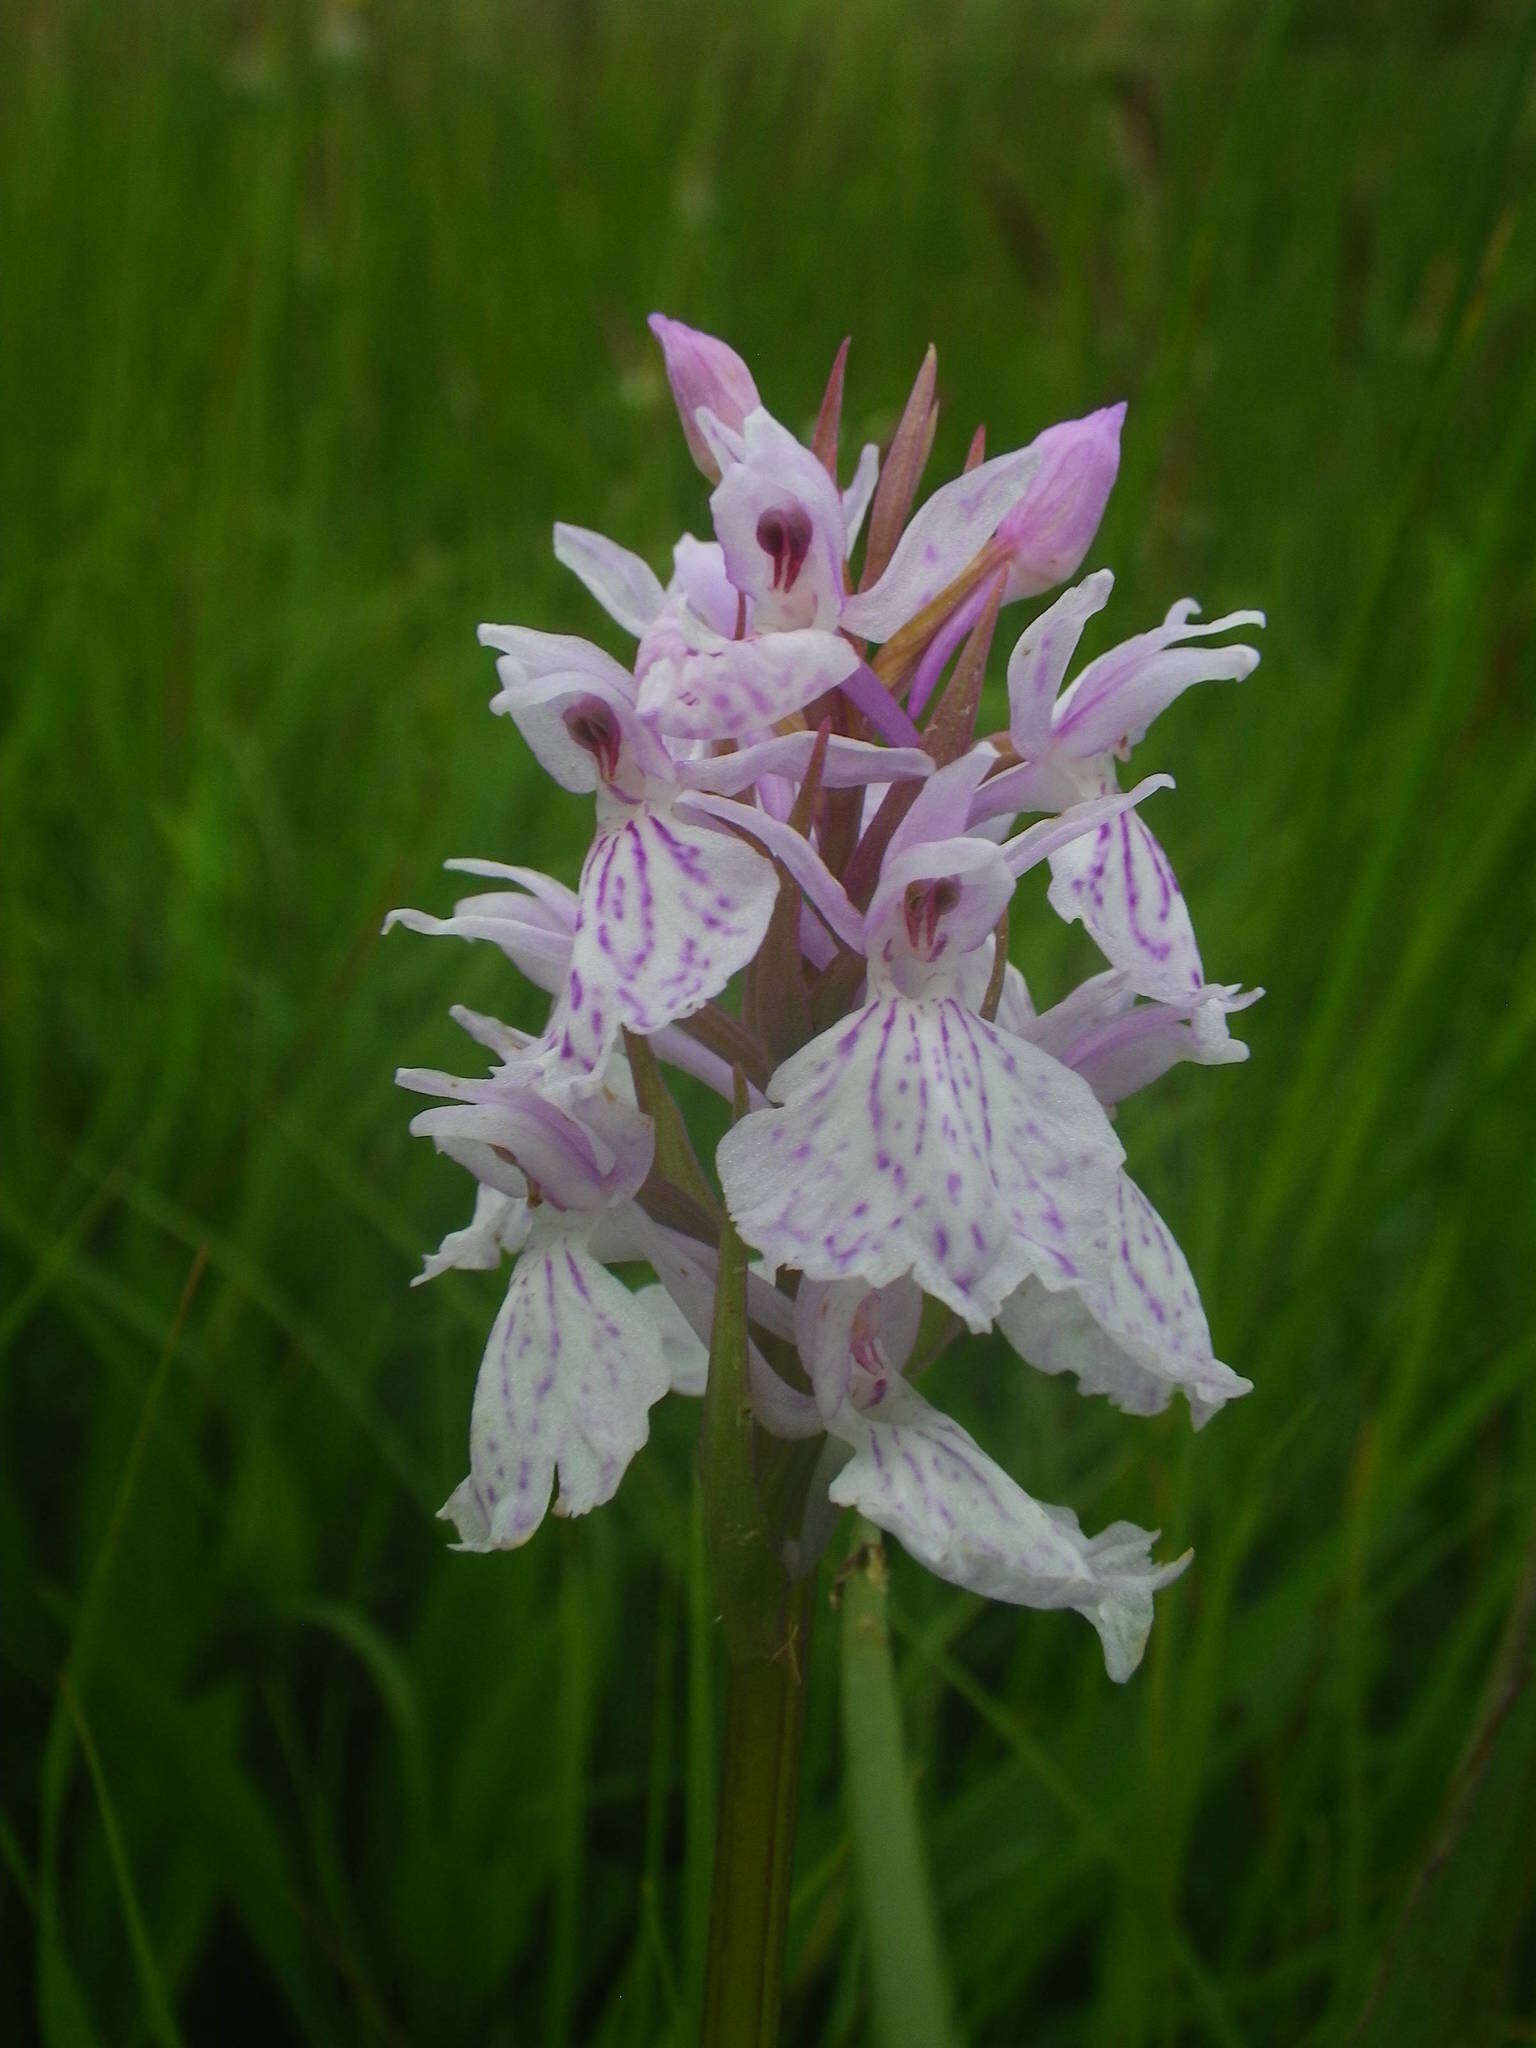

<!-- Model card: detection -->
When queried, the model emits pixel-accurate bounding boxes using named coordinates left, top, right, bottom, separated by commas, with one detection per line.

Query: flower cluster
left=390, top=317, right=1263, bottom=1681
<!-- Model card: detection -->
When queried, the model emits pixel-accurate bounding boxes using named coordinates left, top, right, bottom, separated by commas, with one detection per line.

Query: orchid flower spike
left=389, top=320, right=1266, bottom=1682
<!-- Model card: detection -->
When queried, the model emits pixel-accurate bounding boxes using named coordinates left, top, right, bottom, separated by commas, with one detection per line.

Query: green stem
left=696, top=1072, right=817, bottom=2046
left=700, top=1580, right=813, bottom=2048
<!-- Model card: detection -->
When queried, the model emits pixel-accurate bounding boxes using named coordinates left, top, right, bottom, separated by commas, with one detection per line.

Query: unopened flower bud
left=648, top=314, right=760, bottom=482
left=998, top=402, right=1125, bottom=600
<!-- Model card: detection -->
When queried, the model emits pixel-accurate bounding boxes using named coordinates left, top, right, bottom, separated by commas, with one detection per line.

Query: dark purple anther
left=755, top=503, right=814, bottom=592
left=903, top=877, right=960, bottom=953
left=563, top=698, right=622, bottom=782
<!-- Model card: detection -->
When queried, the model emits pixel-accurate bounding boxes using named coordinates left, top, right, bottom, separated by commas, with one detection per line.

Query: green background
left=4, top=1, right=1536, bottom=2041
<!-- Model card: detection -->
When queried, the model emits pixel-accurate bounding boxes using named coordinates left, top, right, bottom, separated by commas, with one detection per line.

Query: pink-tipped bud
left=997, top=402, right=1125, bottom=600
left=647, top=313, right=760, bottom=482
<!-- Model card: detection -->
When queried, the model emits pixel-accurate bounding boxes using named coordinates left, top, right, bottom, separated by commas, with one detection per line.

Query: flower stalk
left=698, top=1104, right=816, bottom=2043
left=700, top=1577, right=814, bottom=2048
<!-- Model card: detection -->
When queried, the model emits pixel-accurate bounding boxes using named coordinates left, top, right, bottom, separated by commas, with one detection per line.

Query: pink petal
left=996, top=405, right=1124, bottom=602
left=1034, top=982, right=1259, bottom=1105
left=1002, top=775, right=1173, bottom=879
left=648, top=314, right=761, bottom=481
left=709, top=409, right=849, bottom=631
left=677, top=791, right=865, bottom=950
left=676, top=730, right=930, bottom=797
left=553, top=523, right=666, bottom=637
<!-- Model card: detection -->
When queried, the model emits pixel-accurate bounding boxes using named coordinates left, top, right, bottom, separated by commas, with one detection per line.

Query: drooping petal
left=385, top=861, right=577, bottom=999
left=1042, top=984, right=1259, bottom=1106
left=635, top=1281, right=710, bottom=1396
left=718, top=995, right=1124, bottom=1329
left=401, top=1072, right=653, bottom=1213
left=839, top=443, right=1041, bottom=642
left=553, top=523, right=667, bottom=637
left=825, top=1375, right=1188, bottom=1680
left=996, top=405, right=1124, bottom=602
left=1002, top=775, right=1173, bottom=878
left=675, top=729, right=931, bottom=796
left=1046, top=806, right=1207, bottom=1001
left=636, top=618, right=860, bottom=742
left=440, top=1224, right=671, bottom=1550
left=383, top=880, right=575, bottom=995
left=669, top=535, right=742, bottom=635
left=1051, top=599, right=1264, bottom=759
left=539, top=804, right=778, bottom=1080
left=648, top=314, right=761, bottom=482
left=998, top=1175, right=1251, bottom=1426
left=415, top=1184, right=532, bottom=1286
left=677, top=790, right=865, bottom=950
left=1005, top=570, right=1116, bottom=753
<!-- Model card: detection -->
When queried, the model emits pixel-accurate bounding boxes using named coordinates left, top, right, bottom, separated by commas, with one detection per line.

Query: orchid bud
left=997, top=402, right=1125, bottom=600
left=648, top=313, right=761, bottom=482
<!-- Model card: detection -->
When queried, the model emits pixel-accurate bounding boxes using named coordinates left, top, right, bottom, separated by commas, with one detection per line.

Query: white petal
left=538, top=804, right=778, bottom=1081
left=841, top=443, right=880, bottom=546
left=383, top=901, right=571, bottom=995
left=635, top=1282, right=710, bottom=1396
left=553, top=523, right=667, bottom=637
left=441, top=1229, right=670, bottom=1549
left=826, top=1376, right=1188, bottom=1680
left=840, top=443, right=1041, bottom=642
left=416, top=1185, right=532, bottom=1285
left=636, top=625, right=860, bottom=743
left=1052, top=599, right=1263, bottom=759
left=1005, top=570, right=1115, bottom=752
left=1046, top=807, right=1207, bottom=1002
left=998, top=1176, right=1251, bottom=1425
left=1045, top=985, right=1257, bottom=1106
left=718, top=995, right=1124, bottom=1329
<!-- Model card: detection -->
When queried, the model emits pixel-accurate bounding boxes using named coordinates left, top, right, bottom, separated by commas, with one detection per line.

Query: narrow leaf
left=840, top=1523, right=957, bottom=2048
left=625, top=1027, right=719, bottom=1213
left=59, top=1679, right=186, bottom=2048
left=1352, top=1524, right=1536, bottom=2044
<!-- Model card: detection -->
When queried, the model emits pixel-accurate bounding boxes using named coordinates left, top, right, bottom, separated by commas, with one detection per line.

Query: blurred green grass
left=3, top=0, right=1536, bottom=2041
